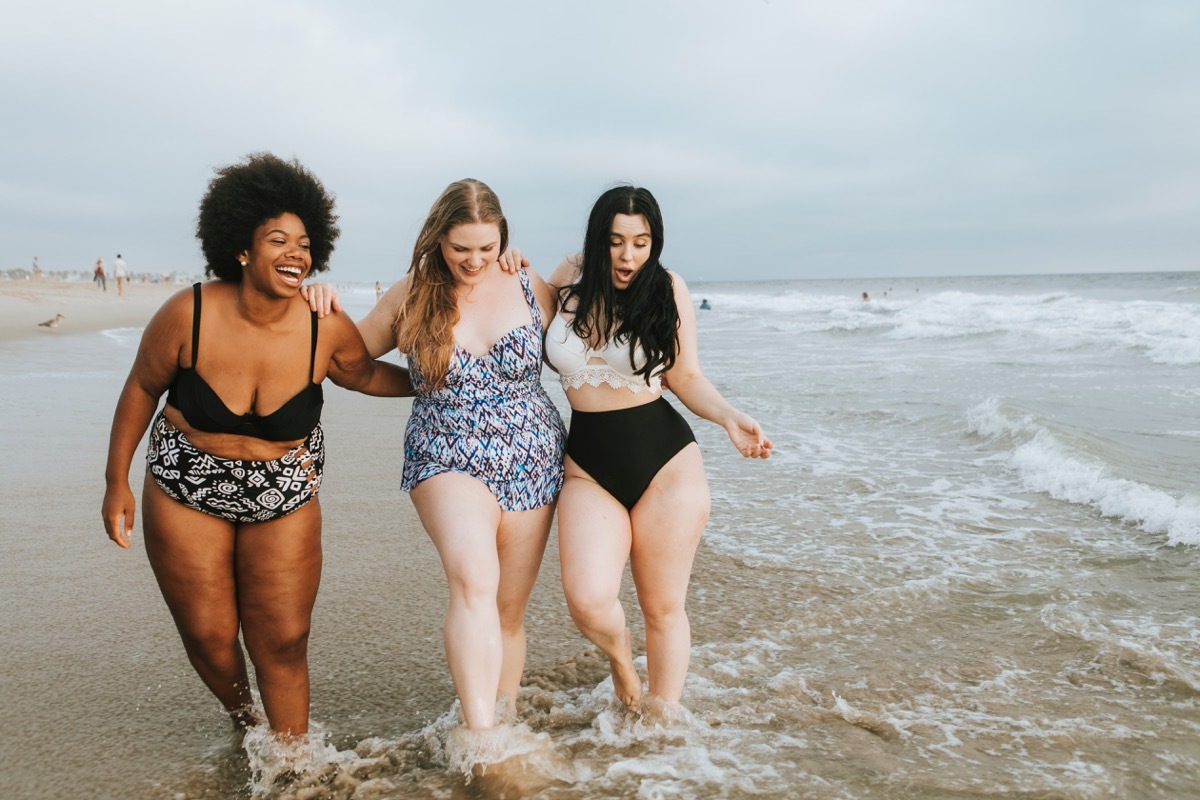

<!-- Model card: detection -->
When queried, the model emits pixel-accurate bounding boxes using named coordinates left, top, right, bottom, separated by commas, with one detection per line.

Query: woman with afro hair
left=102, top=153, right=413, bottom=740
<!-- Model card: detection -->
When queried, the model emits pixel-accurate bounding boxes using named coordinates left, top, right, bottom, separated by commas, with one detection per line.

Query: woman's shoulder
left=548, top=254, right=582, bottom=290
left=664, top=269, right=692, bottom=302
left=156, top=282, right=208, bottom=318
left=142, top=283, right=203, bottom=339
left=381, top=273, right=412, bottom=303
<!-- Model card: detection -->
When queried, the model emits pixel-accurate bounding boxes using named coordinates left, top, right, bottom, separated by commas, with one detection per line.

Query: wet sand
left=0, top=278, right=181, bottom=342
left=0, top=279, right=591, bottom=798
left=8, top=274, right=1196, bottom=798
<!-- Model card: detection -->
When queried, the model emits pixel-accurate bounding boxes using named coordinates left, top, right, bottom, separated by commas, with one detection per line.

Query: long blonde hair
left=394, top=179, right=509, bottom=388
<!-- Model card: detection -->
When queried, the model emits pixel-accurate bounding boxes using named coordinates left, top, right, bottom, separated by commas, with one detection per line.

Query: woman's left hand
left=300, top=283, right=342, bottom=317
left=725, top=412, right=773, bottom=459
left=498, top=247, right=529, bottom=275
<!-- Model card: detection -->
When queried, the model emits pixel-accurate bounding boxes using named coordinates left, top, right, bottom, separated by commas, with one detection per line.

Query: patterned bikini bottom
left=146, top=411, right=324, bottom=524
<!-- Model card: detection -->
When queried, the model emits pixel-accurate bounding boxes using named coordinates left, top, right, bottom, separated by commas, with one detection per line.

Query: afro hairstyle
left=196, top=152, right=340, bottom=280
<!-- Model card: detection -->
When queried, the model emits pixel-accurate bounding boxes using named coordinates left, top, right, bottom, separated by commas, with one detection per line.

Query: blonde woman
left=355, top=180, right=566, bottom=731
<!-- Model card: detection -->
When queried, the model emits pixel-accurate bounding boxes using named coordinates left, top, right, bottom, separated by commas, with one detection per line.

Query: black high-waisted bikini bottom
left=565, top=396, right=696, bottom=510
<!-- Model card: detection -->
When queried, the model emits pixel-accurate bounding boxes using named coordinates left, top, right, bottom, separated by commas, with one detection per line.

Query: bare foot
left=230, top=704, right=265, bottom=731
left=609, top=628, right=642, bottom=712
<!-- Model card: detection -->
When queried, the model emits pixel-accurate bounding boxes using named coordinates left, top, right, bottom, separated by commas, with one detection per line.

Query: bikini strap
left=190, top=282, right=202, bottom=366
left=308, top=309, right=319, bottom=382
left=518, top=267, right=542, bottom=328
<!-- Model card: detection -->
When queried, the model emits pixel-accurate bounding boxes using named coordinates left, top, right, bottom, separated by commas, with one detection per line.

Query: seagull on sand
left=38, top=313, right=64, bottom=328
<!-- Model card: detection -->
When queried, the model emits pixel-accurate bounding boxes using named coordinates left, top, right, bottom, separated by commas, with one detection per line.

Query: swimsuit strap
left=190, top=282, right=202, bottom=367
left=518, top=267, right=542, bottom=328
left=308, top=309, right=319, bottom=382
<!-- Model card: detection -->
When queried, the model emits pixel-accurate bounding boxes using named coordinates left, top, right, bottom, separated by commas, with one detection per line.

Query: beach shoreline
left=2, top=271, right=1196, bottom=799
left=0, top=278, right=185, bottom=343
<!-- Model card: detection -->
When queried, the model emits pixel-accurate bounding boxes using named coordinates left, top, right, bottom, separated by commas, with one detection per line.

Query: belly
left=161, top=404, right=306, bottom=461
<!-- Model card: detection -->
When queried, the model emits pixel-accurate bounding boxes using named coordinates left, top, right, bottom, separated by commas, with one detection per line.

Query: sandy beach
left=0, top=278, right=184, bottom=343
left=2, top=273, right=1197, bottom=799
left=0, top=277, right=592, bottom=798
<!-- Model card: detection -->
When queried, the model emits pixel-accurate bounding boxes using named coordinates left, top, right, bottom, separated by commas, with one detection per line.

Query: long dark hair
left=561, top=185, right=678, bottom=382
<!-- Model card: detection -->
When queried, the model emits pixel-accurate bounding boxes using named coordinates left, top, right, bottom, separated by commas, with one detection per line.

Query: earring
left=239, top=260, right=247, bottom=266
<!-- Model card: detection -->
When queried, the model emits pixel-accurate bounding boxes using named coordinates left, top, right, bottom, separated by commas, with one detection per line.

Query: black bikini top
left=166, top=283, right=324, bottom=442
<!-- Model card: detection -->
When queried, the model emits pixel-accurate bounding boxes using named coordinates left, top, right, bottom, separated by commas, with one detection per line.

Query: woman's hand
left=300, top=283, right=342, bottom=317
left=102, top=482, right=136, bottom=549
left=724, top=411, right=773, bottom=459
left=498, top=247, right=529, bottom=275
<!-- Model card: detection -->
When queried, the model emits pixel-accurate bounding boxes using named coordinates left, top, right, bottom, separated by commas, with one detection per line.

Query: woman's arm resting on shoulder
left=547, top=254, right=582, bottom=294
left=325, top=311, right=414, bottom=397
left=661, top=272, right=772, bottom=459
left=355, top=278, right=407, bottom=358
left=498, top=246, right=530, bottom=275
left=299, top=282, right=343, bottom=318
left=102, top=294, right=189, bottom=548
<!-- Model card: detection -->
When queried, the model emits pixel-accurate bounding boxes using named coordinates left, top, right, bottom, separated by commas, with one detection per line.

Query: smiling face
left=240, top=212, right=311, bottom=293
left=440, top=222, right=501, bottom=286
left=609, top=213, right=652, bottom=289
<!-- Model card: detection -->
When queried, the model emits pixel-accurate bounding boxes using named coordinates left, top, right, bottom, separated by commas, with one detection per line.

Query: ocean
left=2, top=271, right=1197, bottom=798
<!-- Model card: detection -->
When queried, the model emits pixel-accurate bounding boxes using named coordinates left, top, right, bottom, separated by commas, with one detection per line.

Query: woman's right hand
left=300, top=283, right=343, bottom=317
left=498, top=247, right=529, bottom=275
left=102, top=482, right=136, bottom=549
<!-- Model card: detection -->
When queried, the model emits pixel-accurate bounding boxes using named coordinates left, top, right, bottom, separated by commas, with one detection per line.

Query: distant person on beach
left=699, top=298, right=711, bottom=310
left=32, top=256, right=41, bottom=279
left=94, top=258, right=106, bottom=291
left=102, top=153, right=413, bottom=741
left=862, top=291, right=869, bottom=302
left=319, top=179, right=566, bottom=734
left=113, top=253, right=129, bottom=296
left=374, top=280, right=382, bottom=303
left=541, top=186, right=771, bottom=714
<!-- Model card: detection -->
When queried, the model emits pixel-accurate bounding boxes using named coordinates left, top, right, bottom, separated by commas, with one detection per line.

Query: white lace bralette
left=544, top=313, right=662, bottom=394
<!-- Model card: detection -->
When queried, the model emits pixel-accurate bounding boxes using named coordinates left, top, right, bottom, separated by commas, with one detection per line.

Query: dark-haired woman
left=101, top=153, right=412, bottom=739
left=545, top=186, right=771, bottom=713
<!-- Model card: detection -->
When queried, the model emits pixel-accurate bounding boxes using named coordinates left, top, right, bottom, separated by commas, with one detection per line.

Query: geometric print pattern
left=146, top=411, right=324, bottom=523
left=402, top=268, right=567, bottom=511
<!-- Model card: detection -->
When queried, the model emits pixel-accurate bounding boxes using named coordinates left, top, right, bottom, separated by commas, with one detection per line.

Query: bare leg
left=236, top=500, right=323, bottom=737
left=629, top=444, right=709, bottom=704
left=410, top=473, right=505, bottom=730
left=495, top=503, right=554, bottom=712
left=558, top=459, right=643, bottom=711
left=141, top=476, right=255, bottom=727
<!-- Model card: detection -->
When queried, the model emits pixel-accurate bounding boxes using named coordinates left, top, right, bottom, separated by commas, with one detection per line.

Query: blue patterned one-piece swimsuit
left=401, top=268, right=567, bottom=510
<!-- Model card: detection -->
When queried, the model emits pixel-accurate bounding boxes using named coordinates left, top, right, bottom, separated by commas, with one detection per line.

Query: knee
left=178, top=622, right=240, bottom=660
left=640, top=602, right=688, bottom=633
left=564, top=587, right=617, bottom=630
left=250, top=626, right=311, bottom=666
left=445, top=561, right=500, bottom=609
left=497, top=604, right=527, bottom=636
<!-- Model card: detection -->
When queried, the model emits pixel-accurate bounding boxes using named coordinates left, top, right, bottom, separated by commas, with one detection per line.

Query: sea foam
left=967, top=398, right=1200, bottom=546
left=698, top=285, right=1200, bottom=364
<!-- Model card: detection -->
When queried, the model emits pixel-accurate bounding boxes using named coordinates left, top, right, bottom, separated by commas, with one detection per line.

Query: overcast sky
left=3, top=0, right=1198, bottom=283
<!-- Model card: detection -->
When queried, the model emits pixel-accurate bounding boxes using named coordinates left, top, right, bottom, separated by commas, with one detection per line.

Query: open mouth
left=276, top=265, right=305, bottom=286
left=614, top=267, right=635, bottom=283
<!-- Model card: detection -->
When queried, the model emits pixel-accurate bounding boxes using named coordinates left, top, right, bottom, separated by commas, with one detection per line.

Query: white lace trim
left=559, top=365, right=661, bottom=394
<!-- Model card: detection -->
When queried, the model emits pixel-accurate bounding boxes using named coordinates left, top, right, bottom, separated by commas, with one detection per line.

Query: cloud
left=2, top=0, right=1198, bottom=279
